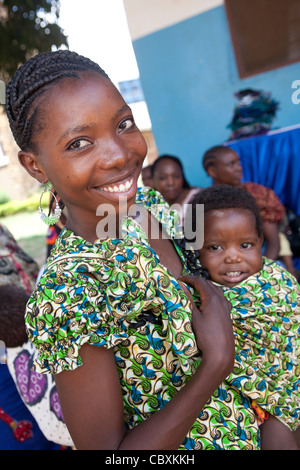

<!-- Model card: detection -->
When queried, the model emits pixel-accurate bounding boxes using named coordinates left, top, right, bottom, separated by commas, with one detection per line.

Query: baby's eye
left=241, top=242, right=252, bottom=249
left=67, top=138, right=91, bottom=150
left=118, top=117, right=135, bottom=133
left=208, top=244, right=221, bottom=251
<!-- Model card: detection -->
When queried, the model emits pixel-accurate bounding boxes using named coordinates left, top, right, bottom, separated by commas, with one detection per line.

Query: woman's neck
left=166, top=187, right=190, bottom=207
left=65, top=208, right=122, bottom=243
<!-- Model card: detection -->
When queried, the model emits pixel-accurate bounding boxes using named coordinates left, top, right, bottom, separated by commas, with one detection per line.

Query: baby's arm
left=260, top=415, right=299, bottom=450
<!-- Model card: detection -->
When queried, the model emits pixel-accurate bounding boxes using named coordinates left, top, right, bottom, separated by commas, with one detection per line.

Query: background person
left=141, top=164, right=153, bottom=187
left=151, top=154, right=202, bottom=226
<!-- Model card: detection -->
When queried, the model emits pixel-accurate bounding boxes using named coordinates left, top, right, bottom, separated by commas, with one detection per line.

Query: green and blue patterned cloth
left=25, top=188, right=299, bottom=449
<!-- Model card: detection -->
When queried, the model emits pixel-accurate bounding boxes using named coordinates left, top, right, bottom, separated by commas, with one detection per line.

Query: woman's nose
left=97, top=137, right=129, bottom=169
left=166, top=175, right=175, bottom=185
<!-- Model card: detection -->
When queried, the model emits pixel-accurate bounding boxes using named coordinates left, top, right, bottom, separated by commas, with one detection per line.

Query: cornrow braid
left=202, top=145, right=228, bottom=172
left=6, top=50, right=110, bottom=151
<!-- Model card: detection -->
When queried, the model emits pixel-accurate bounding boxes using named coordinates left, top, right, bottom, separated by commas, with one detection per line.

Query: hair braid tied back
left=6, top=50, right=109, bottom=151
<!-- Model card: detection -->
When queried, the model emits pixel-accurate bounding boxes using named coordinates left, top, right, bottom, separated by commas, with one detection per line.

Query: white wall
left=123, top=0, right=224, bottom=40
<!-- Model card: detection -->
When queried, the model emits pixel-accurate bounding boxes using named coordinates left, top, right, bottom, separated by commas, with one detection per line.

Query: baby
left=189, top=184, right=300, bottom=449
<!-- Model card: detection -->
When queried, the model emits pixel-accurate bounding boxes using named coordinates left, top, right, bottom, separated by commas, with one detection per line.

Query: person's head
left=141, top=165, right=153, bottom=187
left=202, top=145, right=243, bottom=186
left=6, top=50, right=147, bottom=233
left=192, top=185, right=263, bottom=287
left=0, top=284, right=29, bottom=347
left=151, top=154, right=190, bottom=204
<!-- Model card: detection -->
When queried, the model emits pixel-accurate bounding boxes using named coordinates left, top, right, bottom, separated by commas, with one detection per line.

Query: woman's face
left=199, top=208, right=263, bottom=287
left=209, top=149, right=243, bottom=186
left=29, top=72, right=147, bottom=233
left=152, top=160, right=184, bottom=204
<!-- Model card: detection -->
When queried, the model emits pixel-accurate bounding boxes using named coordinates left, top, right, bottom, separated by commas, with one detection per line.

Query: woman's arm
left=55, top=278, right=234, bottom=450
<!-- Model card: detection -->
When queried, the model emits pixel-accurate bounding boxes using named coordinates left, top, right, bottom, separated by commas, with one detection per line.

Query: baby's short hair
left=191, top=184, right=263, bottom=237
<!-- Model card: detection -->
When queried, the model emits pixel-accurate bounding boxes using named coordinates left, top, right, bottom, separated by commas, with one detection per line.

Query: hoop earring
left=39, top=182, right=62, bottom=226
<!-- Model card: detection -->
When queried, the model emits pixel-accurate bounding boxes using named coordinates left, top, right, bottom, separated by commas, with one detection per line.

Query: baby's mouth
left=98, top=177, right=134, bottom=194
left=222, top=271, right=245, bottom=284
left=225, top=271, right=242, bottom=277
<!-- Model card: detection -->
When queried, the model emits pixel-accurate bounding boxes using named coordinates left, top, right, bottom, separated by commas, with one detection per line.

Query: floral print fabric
left=26, top=187, right=300, bottom=449
left=221, top=258, right=300, bottom=431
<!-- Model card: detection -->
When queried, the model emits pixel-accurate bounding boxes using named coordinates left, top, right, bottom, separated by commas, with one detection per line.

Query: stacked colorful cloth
left=228, top=89, right=279, bottom=140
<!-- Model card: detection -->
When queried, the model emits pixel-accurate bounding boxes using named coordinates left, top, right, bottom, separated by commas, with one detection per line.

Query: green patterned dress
left=25, top=188, right=299, bottom=449
left=221, top=258, right=300, bottom=431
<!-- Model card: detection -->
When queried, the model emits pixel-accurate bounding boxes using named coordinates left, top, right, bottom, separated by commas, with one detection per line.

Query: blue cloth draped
left=227, top=125, right=300, bottom=215
left=226, top=124, right=300, bottom=269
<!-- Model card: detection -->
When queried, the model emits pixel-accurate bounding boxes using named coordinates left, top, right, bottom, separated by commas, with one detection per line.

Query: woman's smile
left=97, top=176, right=134, bottom=194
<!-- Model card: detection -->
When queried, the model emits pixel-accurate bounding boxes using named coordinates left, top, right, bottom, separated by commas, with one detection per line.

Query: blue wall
left=132, top=5, right=300, bottom=187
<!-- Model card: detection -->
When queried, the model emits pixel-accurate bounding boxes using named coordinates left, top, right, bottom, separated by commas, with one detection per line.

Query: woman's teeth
left=101, top=178, right=133, bottom=193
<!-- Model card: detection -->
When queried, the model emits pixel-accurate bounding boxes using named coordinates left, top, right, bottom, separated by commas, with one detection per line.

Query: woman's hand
left=178, top=275, right=235, bottom=376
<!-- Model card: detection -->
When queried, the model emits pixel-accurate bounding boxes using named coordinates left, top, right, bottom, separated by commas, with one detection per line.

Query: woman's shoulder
left=136, top=186, right=183, bottom=239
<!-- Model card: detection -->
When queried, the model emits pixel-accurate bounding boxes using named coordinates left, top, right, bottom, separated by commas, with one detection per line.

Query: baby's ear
left=18, top=151, right=48, bottom=184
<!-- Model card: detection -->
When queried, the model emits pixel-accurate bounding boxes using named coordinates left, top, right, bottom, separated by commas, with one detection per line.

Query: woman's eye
left=67, top=139, right=91, bottom=150
left=118, top=117, right=135, bottom=133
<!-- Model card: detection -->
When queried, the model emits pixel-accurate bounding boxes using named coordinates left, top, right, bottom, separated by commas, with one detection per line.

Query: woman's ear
left=206, top=164, right=216, bottom=180
left=18, top=151, right=48, bottom=184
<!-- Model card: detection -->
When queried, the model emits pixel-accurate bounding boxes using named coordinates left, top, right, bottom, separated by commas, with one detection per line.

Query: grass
left=1, top=211, right=48, bottom=269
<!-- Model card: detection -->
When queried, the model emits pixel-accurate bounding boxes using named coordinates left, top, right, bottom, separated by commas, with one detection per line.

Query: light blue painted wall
left=132, top=5, right=300, bottom=187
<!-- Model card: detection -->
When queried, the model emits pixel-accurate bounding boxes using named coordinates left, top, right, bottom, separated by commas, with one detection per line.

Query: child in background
left=189, top=184, right=300, bottom=449
left=141, top=164, right=153, bottom=188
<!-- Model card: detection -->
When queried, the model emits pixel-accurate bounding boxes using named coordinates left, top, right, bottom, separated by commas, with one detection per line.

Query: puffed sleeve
left=25, top=237, right=197, bottom=375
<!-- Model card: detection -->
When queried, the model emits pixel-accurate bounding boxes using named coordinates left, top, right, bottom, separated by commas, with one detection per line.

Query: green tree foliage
left=0, top=0, right=68, bottom=82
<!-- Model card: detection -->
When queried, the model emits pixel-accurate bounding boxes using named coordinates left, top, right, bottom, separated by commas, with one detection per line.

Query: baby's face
left=199, top=208, right=263, bottom=287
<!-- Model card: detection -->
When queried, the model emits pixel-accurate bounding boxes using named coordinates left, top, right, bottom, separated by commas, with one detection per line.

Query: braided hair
left=5, top=50, right=110, bottom=152
left=202, top=145, right=229, bottom=173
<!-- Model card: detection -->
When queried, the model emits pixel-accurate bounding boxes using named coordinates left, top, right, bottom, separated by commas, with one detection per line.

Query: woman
left=151, top=155, right=202, bottom=226
left=6, top=50, right=259, bottom=450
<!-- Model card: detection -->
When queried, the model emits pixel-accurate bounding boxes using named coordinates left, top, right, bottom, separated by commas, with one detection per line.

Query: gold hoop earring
left=39, top=182, right=62, bottom=226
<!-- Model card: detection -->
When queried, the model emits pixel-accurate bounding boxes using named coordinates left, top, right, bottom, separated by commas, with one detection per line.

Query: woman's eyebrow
left=57, top=105, right=132, bottom=144
left=57, top=123, right=97, bottom=144
left=112, top=104, right=132, bottom=120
